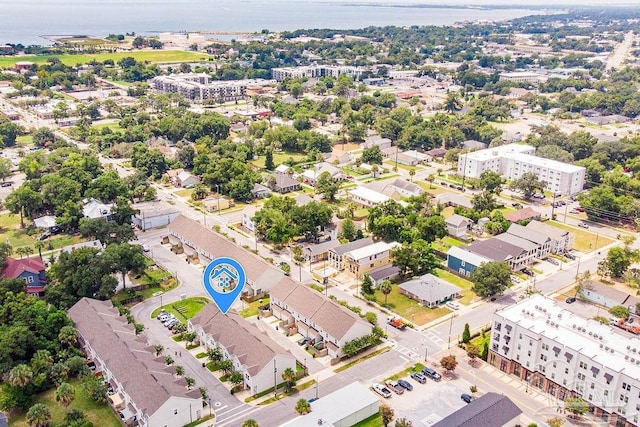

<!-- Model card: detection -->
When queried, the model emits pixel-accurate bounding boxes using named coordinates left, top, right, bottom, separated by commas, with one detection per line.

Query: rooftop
left=447, top=246, right=492, bottom=267
left=331, top=237, right=374, bottom=257
left=525, top=220, right=571, bottom=241
left=507, top=223, right=549, bottom=246
left=345, top=241, right=399, bottom=261
left=349, top=186, right=391, bottom=204
left=432, top=392, right=522, bottom=427
left=399, top=273, right=462, bottom=303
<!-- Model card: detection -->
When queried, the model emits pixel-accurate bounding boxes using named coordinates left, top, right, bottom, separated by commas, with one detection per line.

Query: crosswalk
left=215, top=404, right=261, bottom=426
left=423, top=330, right=445, bottom=346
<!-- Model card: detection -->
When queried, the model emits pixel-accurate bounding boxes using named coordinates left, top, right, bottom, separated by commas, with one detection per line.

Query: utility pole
left=274, top=359, right=278, bottom=398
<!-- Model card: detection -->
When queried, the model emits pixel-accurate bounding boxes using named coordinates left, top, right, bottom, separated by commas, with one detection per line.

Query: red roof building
left=1, top=256, right=47, bottom=296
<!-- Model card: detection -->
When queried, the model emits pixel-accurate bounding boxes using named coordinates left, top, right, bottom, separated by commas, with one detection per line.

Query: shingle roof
left=68, top=298, right=200, bottom=416
left=447, top=246, right=491, bottom=267
left=330, top=237, right=374, bottom=256
left=369, top=265, right=400, bottom=282
left=190, top=304, right=293, bottom=376
left=446, top=214, right=472, bottom=228
left=494, top=232, right=538, bottom=252
left=399, top=274, right=462, bottom=303
left=467, top=238, right=524, bottom=260
left=431, top=392, right=522, bottom=427
left=391, top=178, right=422, bottom=194
left=2, top=256, right=45, bottom=278
left=169, top=215, right=284, bottom=291
left=525, top=220, right=571, bottom=241
left=270, top=281, right=370, bottom=340
left=504, top=206, right=540, bottom=223
left=507, top=223, right=549, bottom=245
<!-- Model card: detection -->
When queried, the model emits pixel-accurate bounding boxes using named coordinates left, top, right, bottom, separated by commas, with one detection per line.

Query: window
left=623, top=382, right=631, bottom=391
left=26, top=276, right=34, bottom=284
left=579, top=361, right=587, bottom=370
left=174, top=409, right=178, bottom=415
left=565, top=368, right=569, bottom=374
left=542, top=344, right=549, bottom=351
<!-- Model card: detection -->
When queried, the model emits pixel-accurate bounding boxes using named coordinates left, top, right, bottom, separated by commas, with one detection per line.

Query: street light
left=208, top=398, right=211, bottom=416
left=424, top=347, right=428, bottom=362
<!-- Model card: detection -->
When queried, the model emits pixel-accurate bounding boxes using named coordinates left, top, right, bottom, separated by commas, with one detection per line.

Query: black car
left=422, top=367, right=441, bottom=381
left=397, top=379, right=413, bottom=391
left=461, top=393, right=474, bottom=403
left=297, top=337, right=310, bottom=346
left=566, top=297, right=576, bottom=304
left=1, top=181, right=12, bottom=187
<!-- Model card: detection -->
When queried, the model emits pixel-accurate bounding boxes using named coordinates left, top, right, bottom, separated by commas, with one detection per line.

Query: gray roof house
left=506, top=223, right=551, bottom=259
left=399, top=273, right=462, bottom=308
left=329, top=237, right=374, bottom=270
left=462, top=139, right=488, bottom=150
left=82, top=198, right=114, bottom=220
left=494, top=233, right=538, bottom=260
left=267, top=172, right=301, bottom=194
left=432, top=392, right=522, bottom=427
left=445, top=214, right=472, bottom=238
left=390, top=178, right=423, bottom=198
left=251, top=183, right=272, bottom=198
left=525, top=220, right=574, bottom=254
left=436, top=193, right=473, bottom=209
left=467, top=237, right=532, bottom=271
left=68, top=298, right=203, bottom=427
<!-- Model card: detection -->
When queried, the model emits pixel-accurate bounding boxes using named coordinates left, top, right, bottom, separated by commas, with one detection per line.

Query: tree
left=546, top=417, right=564, bottom=427
left=443, top=91, right=462, bottom=113
left=440, top=355, right=458, bottom=375
left=295, top=398, right=311, bottom=415
left=8, top=364, right=33, bottom=388
left=26, top=403, right=51, bottom=427
left=0, top=157, right=12, bottom=182
left=5, top=186, right=42, bottom=228
left=185, top=377, right=195, bottom=389
left=391, top=239, right=439, bottom=279
left=462, top=323, right=471, bottom=344
left=379, top=280, right=392, bottom=305
left=228, top=371, right=243, bottom=390
left=565, top=397, right=588, bottom=418
left=54, top=382, right=75, bottom=409
left=265, top=150, right=275, bottom=171
left=315, top=171, right=341, bottom=201
left=207, top=347, right=222, bottom=363
left=82, top=375, right=107, bottom=403
left=219, top=359, right=233, bottom=375
left=380, top=404, right=395, bottom=427
left=175, top=366, right=185, bottom=377
left=339, top=218, right=357, bottom=242
left=33, top=240, right=45, bottom=260
left=598, top=246, right=638, bottom=279
left=470, top=261, right=513, bottom=298
left=361, top=274, right=374, bottom=296
left=466, top=344, right=481, bottom=363
left=472, top=190, right=497, bottom=213
left=427, top=174, right=435, bottom=189
left=361, top=145, right=383, bottom=164
left=58, top=326, right=77, bottom=347
left=32, top=128, right=56, bottom=147
left=154, top=344, right=164, bottom=357
left=395, top=418, right=413, bottom=427
left=64, top=409, right=87, bottom=427
left=101, top=243, right=147, bottom=290
left=509, top=172, right=547, bottom=199
left=282, top=367, right=297, bottom=393
left=479, top=170, right=503, bottom=194
left=609, top=305, right=629, bottom=319
left=409, top=169, right=416, bottom=182
left=242, top=420, right=259, bottom=427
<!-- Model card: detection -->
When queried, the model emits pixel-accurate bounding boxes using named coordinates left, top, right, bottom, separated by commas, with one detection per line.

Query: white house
left=301, top=162, right=344, bottom=187
left=241, top=205, right=258, bottom=233
left=189, top=304, right=296, bottom=395
left=343, top=241, right=400, bottom=278
left=82, top=198, right=114, bottom=220
left=270, top=280, right=372, bottom=359
left=176, top=171, right=201, bottom=188
left=132, top=202, right=181, bottom=230
left=329, top=238, right=374, bottom=271
left=445, top=214, right=472, bottom=238
left=348, top=186, right=390, bottom=207
left=525, top=220, right=574, bottom=254
left=68, top=298, right=203, bottom=427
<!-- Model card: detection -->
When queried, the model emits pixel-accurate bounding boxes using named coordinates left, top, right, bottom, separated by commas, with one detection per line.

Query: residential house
left=389, top=178, right=423, bottom=198
left=525, top=220, right=574, bottom=254
left=348, top=186, right=390, bottom=207
left=68, top=298, right=203, bottom=427
left=168, top=215, right=285, bottom=297
left=395, top=150, right=429, bottom=166
left=33, top=215, right=57, bottom=230
left=493, top=233, right=538, bottom=263
left=462, top=139, right=488, bottom=150
left=368, top=265, right=401, bottom=285
left=580, top=281, right=640, bottom=313
left=468, top=235, right=535, bottom=271
left=269, top=280, right=372, bottom=359
left=504, top=207, right=541, bottom=223
left=202, top=197, right=234, bottom=212
left=362, top=135, right=392, bottom=150
left=176, top=171, right=200, bottom=188
left=399, top=274, right=462, bottom=308
left=304, top=240, right=339, bottom=264
left=425, top=148, right=446, bottom=160
left=267, top=172, right=301, bottom=194
left=61, top=240, right=103, bottom=254
left=445, top=214, right=472, bottom=238
left=189, top=304, right=296, bottom=395
left=329, top=238, right=374, bottom=271
left=301, top=162, right=344, bottom=187
left=132, top=201, right=181, bottom=230
left=343, top=241, right=400, bottom=278
left=251, top=183, right=272, bottom=199
left=241, top=205, right=258, bottom=233
left=82, top=198, right=114, bottom=220
left=506, top=223, right=551, bottom=259
left=432, top=392, right=523, bottom=427
left=165, top=168, right=185, bottom=185
left=1, top=256, right=47, bottom=296
left=446, top=246, right=492, bottom=277
left=435, top=193, right=473, bottom=209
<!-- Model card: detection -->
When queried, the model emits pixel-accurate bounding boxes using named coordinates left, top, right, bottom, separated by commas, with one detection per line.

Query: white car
left=372, top=383, right=392, bottom=398
left=142, top=244, right=150, bottom=252
left=445, top=301, right=460, bottom=310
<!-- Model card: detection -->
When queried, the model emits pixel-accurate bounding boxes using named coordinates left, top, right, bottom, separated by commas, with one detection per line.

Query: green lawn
left=548, top=221, right=614, bottom=252
left=174, top=188, right=193, bottom=198
left=0, top=214, right=85, bottom=252
left=252, top=152, right=306, bottom=169
left=372, top=285, right=449, bottom=326
left=15, top=135, right=33, bottom=146
left=0, top=50, right=211, bottom=68
left=90, top=122, right=123, bottom=132
left=353, top=412, right=382, bottom=427
left=151, top=296, right=210, bottom=322
left=434, top=268, right=477, bottom=305
left=239, top=297, right=270, bottom=318
left=8, top=378, right=121, bottom=427
left=442, top=236, right=466, bottom=247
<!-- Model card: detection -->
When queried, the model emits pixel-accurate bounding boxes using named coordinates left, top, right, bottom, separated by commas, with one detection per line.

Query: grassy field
left=239, top=297, right=270, bottom=318
left=8, top=378, right=121, bottom=427
left=434, top=268, right=477, bottom=305
left=0, top=50, right=211, bottom=68
left=372, top=285, right=449, bottom=326
left=353, top=412, right=382, bottom=427
left=15, top=135, right=33, bottom=146
left=252, top=152, right=306, bottom=169
left=151, top=296, right=210, bottom=322
left=90, top=122, right=123, bottom=132
left=548, top=221, right=614, bottom=252
left=0, top=214, right=84, bottom=252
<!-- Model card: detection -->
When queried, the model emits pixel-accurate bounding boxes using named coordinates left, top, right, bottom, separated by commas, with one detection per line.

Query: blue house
left=1, top=256, right=47, bottom=296
left=446, top=246, right=491, bottom=277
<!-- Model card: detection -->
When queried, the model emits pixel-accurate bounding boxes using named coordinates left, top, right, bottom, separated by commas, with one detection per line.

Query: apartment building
left=189, top=304, right=296, bottom=395
left=457, top=144, right=585, bottom=196
left=490, top=294, right=640, bottom=427
left=271, top=65, right=365, bottom=82
left=149, top=73, right=274, bottom=102
left=68, top=298, right=203, bottom=427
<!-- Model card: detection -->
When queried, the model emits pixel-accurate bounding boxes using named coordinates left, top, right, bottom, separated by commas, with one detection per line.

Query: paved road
left=606, top=31, right=635, bottom=71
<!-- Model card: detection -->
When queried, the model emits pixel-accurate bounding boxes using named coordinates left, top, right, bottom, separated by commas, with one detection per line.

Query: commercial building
left=457, top=144, right=585, bottom=196
left=271, top=65, right=365, bottom=82
left=68, top=298, right=203, bottom=427
left=489, top=294, right=640, bottom=426
left=432, top=392, right=523, bottom=427
left=189, top=304, right=297, bottom=395
left=498, top=71, right=542, bottom=83
left=149, top=73, right=274, bottom=102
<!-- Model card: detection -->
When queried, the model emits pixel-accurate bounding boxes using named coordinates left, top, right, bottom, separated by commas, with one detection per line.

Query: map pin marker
left=202, top=257, right=246, bottom=314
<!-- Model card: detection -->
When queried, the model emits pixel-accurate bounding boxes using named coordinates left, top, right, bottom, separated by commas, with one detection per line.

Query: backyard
left=0, top=213, right=84, bottom=255
left=252, top=151, right=307, bottom=169
left=434, top=268, right=477, bottom=305
left=8, top=378, right=121, bottom=427
left=372, top=285, right=450, bottom=326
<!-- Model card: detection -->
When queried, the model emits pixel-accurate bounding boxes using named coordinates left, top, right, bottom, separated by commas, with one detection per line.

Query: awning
left=591, top=366, right=600, bottom=375
left=553, top=346, right=561, bottom=354
left=108, top=393, right=125, bottom=410
left=564, top=352, right=573, bottom=360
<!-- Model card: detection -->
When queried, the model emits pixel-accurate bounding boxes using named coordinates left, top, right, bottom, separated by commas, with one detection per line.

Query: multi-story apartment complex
left=457, top=144, right=585, bottom=196
left=271, top=65, right=365, bottom=82
left=490, top=294, right=640, bottom=426
left=149, top=73, right=273, bottom=102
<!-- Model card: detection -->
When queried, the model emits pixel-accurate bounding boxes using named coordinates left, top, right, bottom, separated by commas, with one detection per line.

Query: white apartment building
left=271, top=65, right=365, bottom=82
left=457, top=144, right=585, bottom=196
left=149, top=73, right=274, bottom=101
left=499, top=71, right=543, bottom=84
left=490, top=294, right=640, bottom=427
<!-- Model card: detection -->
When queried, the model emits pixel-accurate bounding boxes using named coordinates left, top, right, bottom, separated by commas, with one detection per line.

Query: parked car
left=445, top=301, right=460, bottom=310
left=566, top=297, right=576, bottom=304
left=522, top=268, right=533, bottom=276
left=385, top=380, right=405, bottom=395
left=422, top=367, right=441, bottom=381
left=547, top=258, right=560, bottom=266
left=397, top=379, right=413, bottom=391
left=372, top=383, right=392, bottom=398
left=38, top=231, right=51, bottom=240
left=578, top=222, right=589, bottom=228
left=461, top=393, right=474, bottom=403
left=297, top=337, right=310, bottom=346
left=511, top=203, right=523, bottom=209
left=410, top=372, right=427, bottom=384
left=158, top=314, right=170, bottom=322
left=510, top=275, right=522, bottom=284
left=142, top=244, right=150, bottom=252
left=1, top=182, right=12, bottom=187
left=565, top=253, right=576, bottom=260
left=156, top=310, right=168, bottom=320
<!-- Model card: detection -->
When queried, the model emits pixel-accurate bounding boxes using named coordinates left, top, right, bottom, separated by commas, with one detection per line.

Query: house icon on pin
left=210, top=266, right=238, bottom=293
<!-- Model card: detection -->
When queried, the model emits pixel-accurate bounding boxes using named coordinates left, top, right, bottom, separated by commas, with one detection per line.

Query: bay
left=0, top=0, right=538, bottom=46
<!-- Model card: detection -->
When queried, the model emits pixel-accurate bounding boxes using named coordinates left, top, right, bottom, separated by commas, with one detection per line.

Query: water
left=0, top=0, right=538, bottom=46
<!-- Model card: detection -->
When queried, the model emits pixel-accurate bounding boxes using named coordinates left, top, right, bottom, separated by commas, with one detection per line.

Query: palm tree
left=55, top=382, right=76, bottom=409
left=8, top=364, right=33, bottom=388
left=175, top=366, right=185, bottom=377
left=185, top=377, right=195, bottom=389
left=26, top=403, right=51, bottom=427
left=371, top=164, right=379, bottom=178
left=281, top=367, right=297, bottom=393
left=58, top=326, right=77, bottom=347
left=34, top=240, right=45, bottom=259
left=427, top=174, right=435, bottom=189
left=16, top=246, right=28, bottom=259
left=295, top=398, right=311, bottom=415
left=242, top=419, right=259, bottom=427
left=379, top=280, right=392, bottom=305
left=409, top=168, right=416, bottom=182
